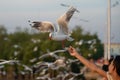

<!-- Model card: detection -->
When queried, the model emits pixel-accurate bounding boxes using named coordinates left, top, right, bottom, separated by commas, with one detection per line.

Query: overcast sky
left=0, top=0, right=120, bottom=43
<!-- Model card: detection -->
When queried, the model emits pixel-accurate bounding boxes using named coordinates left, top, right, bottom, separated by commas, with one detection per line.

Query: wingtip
left=60, top=3, right=70, bottom=7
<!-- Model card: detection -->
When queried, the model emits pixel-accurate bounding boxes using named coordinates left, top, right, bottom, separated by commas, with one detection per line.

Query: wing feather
left=32, top=21, right=54, bottom=32
left=57, top=6, right=76, bottom=34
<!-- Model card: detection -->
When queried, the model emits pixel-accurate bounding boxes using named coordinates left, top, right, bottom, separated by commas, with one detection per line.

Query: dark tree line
left=0, top=25, right=104, bottom=65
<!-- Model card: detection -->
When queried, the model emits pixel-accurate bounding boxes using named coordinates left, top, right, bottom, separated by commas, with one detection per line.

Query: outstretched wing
left=31, top=21, right=55, bottom=32
left=57, top=6, right=77, bottom=34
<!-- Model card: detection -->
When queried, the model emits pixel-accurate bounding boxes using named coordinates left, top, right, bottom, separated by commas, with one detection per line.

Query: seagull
left=0, top=60, right=18, bottom=65
left=29, top=6, right=79, bottom=48
left=30, top=49, right=67, bottom=63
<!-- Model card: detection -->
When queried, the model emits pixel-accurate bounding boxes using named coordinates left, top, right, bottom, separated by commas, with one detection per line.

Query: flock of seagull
left=0, top=49, right=85, bottom=80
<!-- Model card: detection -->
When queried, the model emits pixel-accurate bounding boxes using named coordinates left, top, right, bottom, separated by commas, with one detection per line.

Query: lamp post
left=104, top=0, right=111, bottom=60
left=107, top=0, right=111, bottom=60
left=105, top=0, right=119, bottom=59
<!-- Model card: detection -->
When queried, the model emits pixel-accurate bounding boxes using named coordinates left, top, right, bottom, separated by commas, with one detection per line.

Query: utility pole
left=107, top=0, right=111, bottom=60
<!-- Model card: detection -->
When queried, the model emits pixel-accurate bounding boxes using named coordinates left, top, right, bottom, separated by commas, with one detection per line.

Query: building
left=110, top=43, right=120, bottom=56
left=104, top=43, right=120, bottom=57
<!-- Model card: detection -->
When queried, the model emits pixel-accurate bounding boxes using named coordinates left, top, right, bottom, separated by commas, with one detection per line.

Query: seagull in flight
left=29, top=6, right=79, bottom=48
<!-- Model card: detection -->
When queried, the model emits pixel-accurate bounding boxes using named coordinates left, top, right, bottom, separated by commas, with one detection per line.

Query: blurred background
left=0, top=0, right=120, bottom=80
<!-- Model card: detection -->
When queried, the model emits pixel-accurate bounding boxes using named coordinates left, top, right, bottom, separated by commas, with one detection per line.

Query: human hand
left=68, top=46, right=79, bottom=57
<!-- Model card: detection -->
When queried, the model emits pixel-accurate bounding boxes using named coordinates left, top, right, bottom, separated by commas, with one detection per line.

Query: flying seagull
left=29, top=6, right=79, bottom=48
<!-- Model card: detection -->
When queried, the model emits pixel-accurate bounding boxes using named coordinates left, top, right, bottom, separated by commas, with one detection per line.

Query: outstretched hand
left=68, top=46, right=79, bottom=57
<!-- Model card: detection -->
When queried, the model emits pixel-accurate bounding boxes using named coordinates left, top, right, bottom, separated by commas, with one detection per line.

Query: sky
left=0, top=0, right=120, bottom=43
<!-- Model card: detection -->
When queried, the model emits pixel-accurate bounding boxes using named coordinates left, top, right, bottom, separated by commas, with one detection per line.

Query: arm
left=68, top=46, right=107, bottom=78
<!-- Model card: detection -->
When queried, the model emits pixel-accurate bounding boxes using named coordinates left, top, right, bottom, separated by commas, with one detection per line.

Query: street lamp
left=104, top=0, right=111, bottom=60
left=105, top=0, right=119, bottom=60
left=107, top=0, right=111, bottom=60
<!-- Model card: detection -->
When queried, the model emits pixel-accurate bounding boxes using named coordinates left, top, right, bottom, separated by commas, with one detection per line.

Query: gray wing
left=57, top=6, right=77, bottom=34
left=31, top=21, right=55, bottom=32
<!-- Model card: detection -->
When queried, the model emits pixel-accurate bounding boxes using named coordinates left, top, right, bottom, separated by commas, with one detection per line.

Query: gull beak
left=49, top=36, right=52, bottom=40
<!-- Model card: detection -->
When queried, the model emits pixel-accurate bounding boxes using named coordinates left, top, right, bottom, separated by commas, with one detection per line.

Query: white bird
left=30, top=49, right=67, bottom=63
left=29, top=6, right=79, bottom=48
left=0, top=60, right=18, bottom=65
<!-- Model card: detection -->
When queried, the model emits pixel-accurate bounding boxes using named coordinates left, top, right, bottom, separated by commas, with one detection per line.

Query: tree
left=0, top=25, right=8, bottom=59
left=70, top=26, right=104, bottom=59
left=0, top=25, right=103, bottom=65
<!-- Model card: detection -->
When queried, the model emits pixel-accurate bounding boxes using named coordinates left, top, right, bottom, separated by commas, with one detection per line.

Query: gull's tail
left=67, top=36, right=74, bottom=41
